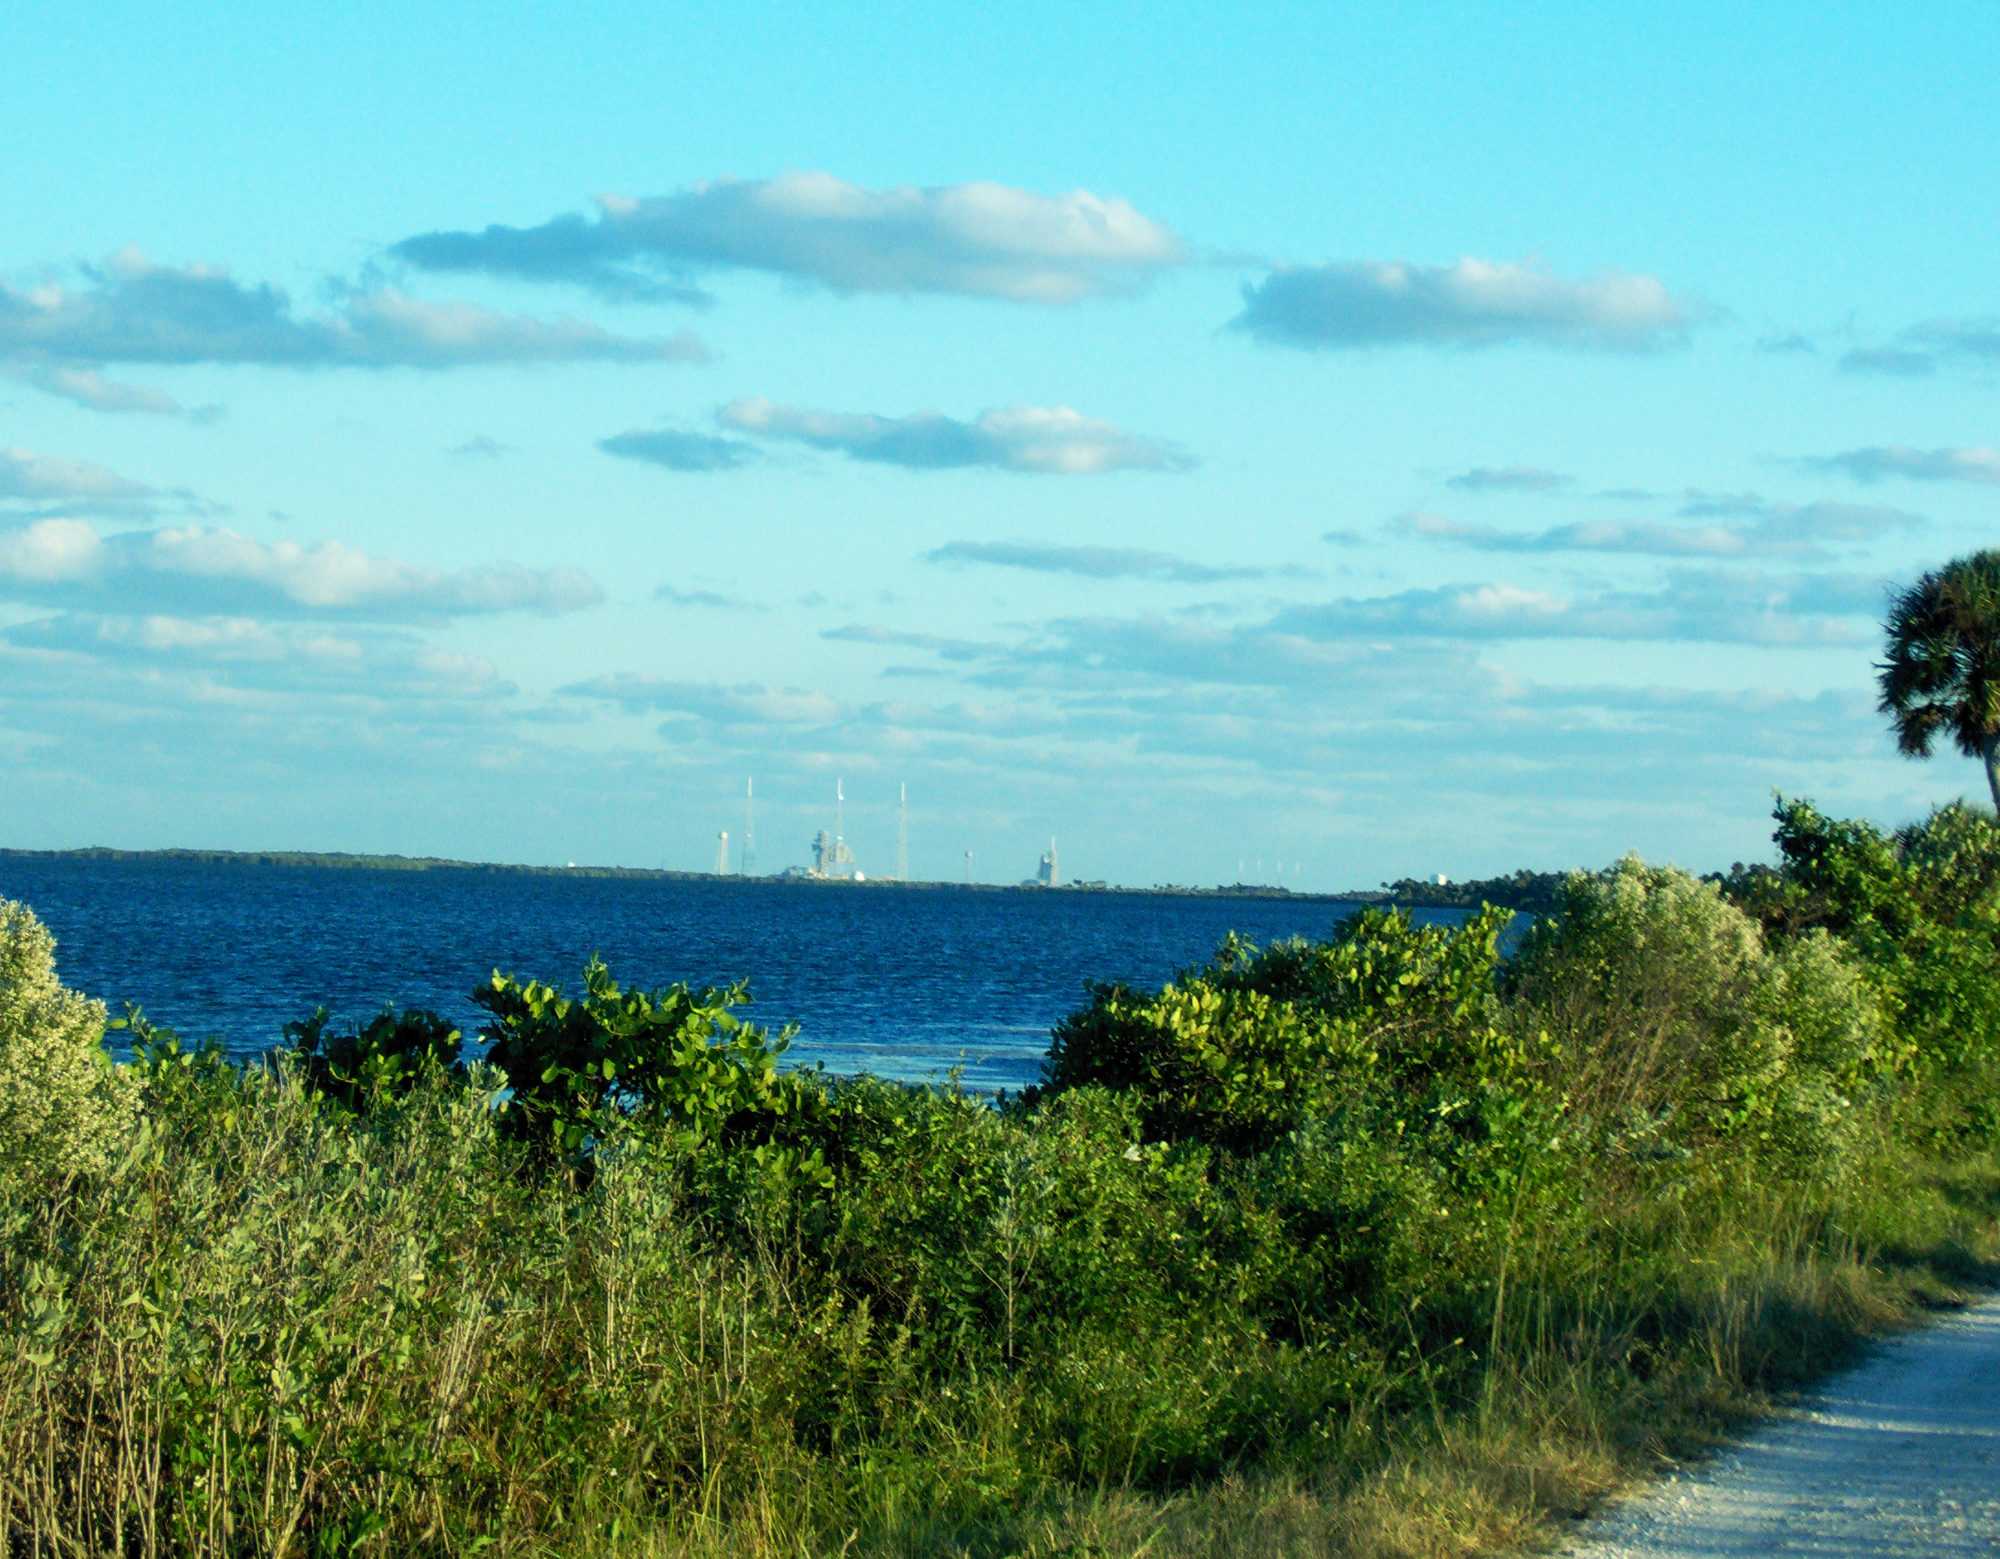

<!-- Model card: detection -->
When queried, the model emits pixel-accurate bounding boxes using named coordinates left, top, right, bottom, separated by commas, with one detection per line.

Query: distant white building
left=1036, top=839, right=1059, bottom=888
left=811, top=829, right=861, bottom=880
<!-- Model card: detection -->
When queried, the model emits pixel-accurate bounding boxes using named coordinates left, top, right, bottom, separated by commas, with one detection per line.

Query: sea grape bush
left=1036, top=905, right=1527, bottom=1152
left=286, top=1003, right=464, bottom=1112
left=474, top=955, right=831, bottom=1181
left=0, top=799, right=1996, bottom=1554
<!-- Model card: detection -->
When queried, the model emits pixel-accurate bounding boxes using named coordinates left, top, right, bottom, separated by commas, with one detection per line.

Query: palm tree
left=1878, top=550, right=2000, bottom=812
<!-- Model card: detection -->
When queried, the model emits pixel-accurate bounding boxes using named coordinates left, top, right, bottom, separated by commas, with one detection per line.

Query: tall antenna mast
left=836, top=777, right=844, bottom=847
left=964, top=849, right=973, bottom=884
left=896, top=782, right=909, bottom=881
left=743, top=777, right=755, bottom=876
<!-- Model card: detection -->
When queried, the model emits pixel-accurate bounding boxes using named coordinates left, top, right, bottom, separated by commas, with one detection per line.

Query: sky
left=2, top=0, right=1996, bottom=888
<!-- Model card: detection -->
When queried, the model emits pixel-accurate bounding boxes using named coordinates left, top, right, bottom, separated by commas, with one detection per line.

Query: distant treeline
left=0, top=846, right=710, bottom=880
left=1367, top=867, right=1571, bottom=913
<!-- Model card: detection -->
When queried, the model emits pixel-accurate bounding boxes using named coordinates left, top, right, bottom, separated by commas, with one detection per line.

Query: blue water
left=0, top=858, right=1467, bottom=1092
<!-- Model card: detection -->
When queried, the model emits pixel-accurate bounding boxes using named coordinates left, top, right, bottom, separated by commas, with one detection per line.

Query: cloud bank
left=1808, top=445, right=2000, bottom=486
left=393, top=172, right=1184, bottom=305
left=0, top=247, right=703, bottom=408
left=1396, top=500, right=1917, bottom=559
left=0, top=521, right=602, bottom=621
left=719, top=399, right=1189, bottom=474
left=1268, top=570, right=1879, bottom=647
left=1233, top=257, right=1700, bottom=351
left=0, top=447, right=151, bottom=504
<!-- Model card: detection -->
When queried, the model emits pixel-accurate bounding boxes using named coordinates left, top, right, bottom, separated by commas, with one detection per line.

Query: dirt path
left=1557, top=1298, right=2000, bottom=1557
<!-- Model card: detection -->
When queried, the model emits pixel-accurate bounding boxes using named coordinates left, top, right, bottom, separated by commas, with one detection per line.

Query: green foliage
left=1726, top=796, right=2000, bottom=1140
left=1037, top=906, right=1522, bottom=1151
left=0, top=897, right=134, bottom=1179
left=3, top=793, right=1998, bottom=1552
left=1509, top=855, right=1886, bottom=1170
left=285, top=1003, right=464, bottom=1112
left=1374, top=868, right=1569, bottom=914
left=1876, top=548, right=2000, bottom=808
left=474, top=956, right=827, bottom=1175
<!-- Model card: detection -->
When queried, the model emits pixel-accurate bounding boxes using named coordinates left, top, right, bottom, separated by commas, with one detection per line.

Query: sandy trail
left=1556, top=1298, right=2000, bottom=1557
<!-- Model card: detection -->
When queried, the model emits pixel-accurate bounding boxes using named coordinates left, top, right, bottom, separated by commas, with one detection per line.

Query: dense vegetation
left=1368, top=869, right=1569, bottom=913
left=2, top=800, right=1997, bottom=1559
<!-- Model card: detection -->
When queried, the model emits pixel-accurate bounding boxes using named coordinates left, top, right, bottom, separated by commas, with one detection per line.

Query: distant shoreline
left=0, top=845, right=1417, bottom=905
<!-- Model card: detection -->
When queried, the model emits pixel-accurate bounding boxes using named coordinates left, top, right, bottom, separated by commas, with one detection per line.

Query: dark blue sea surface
left=0, top=858, right=1468, bottom=1091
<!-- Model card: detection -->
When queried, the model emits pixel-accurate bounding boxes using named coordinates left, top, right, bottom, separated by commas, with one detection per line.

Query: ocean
left=0, top=856, right=1467, bottom=1092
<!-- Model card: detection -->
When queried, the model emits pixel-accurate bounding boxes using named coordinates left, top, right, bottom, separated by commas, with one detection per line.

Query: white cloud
left=392, top=172, right=1185, bottom=304
left=1396, top=500, right=1917, bottom=560
left=0, top=522, right=602, bottom=620
left=5, top=612, right=513, bottom=700
left=0, top=247, right=703, bottom=408
left=1268, top=570, right=1879, bottom=646
left=1809, top=444, right=2000, bottom=486
left=0, top=518, right=103, bottom=582
left=719, top=398, right=1190, bottom=474
left=1233, top=256, right=1702, bottom=350
left=0, top=447, right=151, bottom=503
left=3, top=364, right=192, bottom=416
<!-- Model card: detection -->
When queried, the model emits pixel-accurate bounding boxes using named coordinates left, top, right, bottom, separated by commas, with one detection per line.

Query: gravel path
left=1557, top=1298, right=2000, bottom=1556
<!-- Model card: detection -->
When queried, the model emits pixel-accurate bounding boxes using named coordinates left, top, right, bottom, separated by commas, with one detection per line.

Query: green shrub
left=1743, top=798, right=2000, bottom=1140
left=285, top=1003, right=465, bottom=1112
left=1508, top=857, right=1879, bottom=1169
left=0, top=897, right=133, bottom=1179
left=474, top=956, right=828, bottom=1176
left=1036, top=906, right=1520, bottom=1152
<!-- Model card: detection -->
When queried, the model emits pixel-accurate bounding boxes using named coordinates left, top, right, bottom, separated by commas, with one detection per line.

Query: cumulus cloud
left=1233, top=257, right=1702, bottom=351
left=0, top=520, right=601, bottom=620
left=1806, top=444, right=2000, bottom=486
left=0, top=247, right=703, bottom=405
left=1444, top=466, right=1573, bottom=493
left=565, top=674, right=842, bottom=725
left=601, top=427, right=759, bottom=471
left=1396, top=500, right=1917, bottom=560
left=924, top=539, right=1264, bottom=582
left=391, top=172, right=1184, bottom=304
left=719, top=398, right=1189, bottom=474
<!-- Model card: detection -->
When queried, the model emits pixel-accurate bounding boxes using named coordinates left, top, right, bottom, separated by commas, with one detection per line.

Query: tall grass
left=2, top=803, right=1997, bottom=1557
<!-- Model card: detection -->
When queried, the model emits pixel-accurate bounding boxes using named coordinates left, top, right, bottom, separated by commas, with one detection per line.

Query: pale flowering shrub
left=0, top=897, right=135, bottom=1178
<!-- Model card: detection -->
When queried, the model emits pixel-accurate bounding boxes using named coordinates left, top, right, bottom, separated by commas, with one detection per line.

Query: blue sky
left=2, top=1, right=1996, bottom=886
